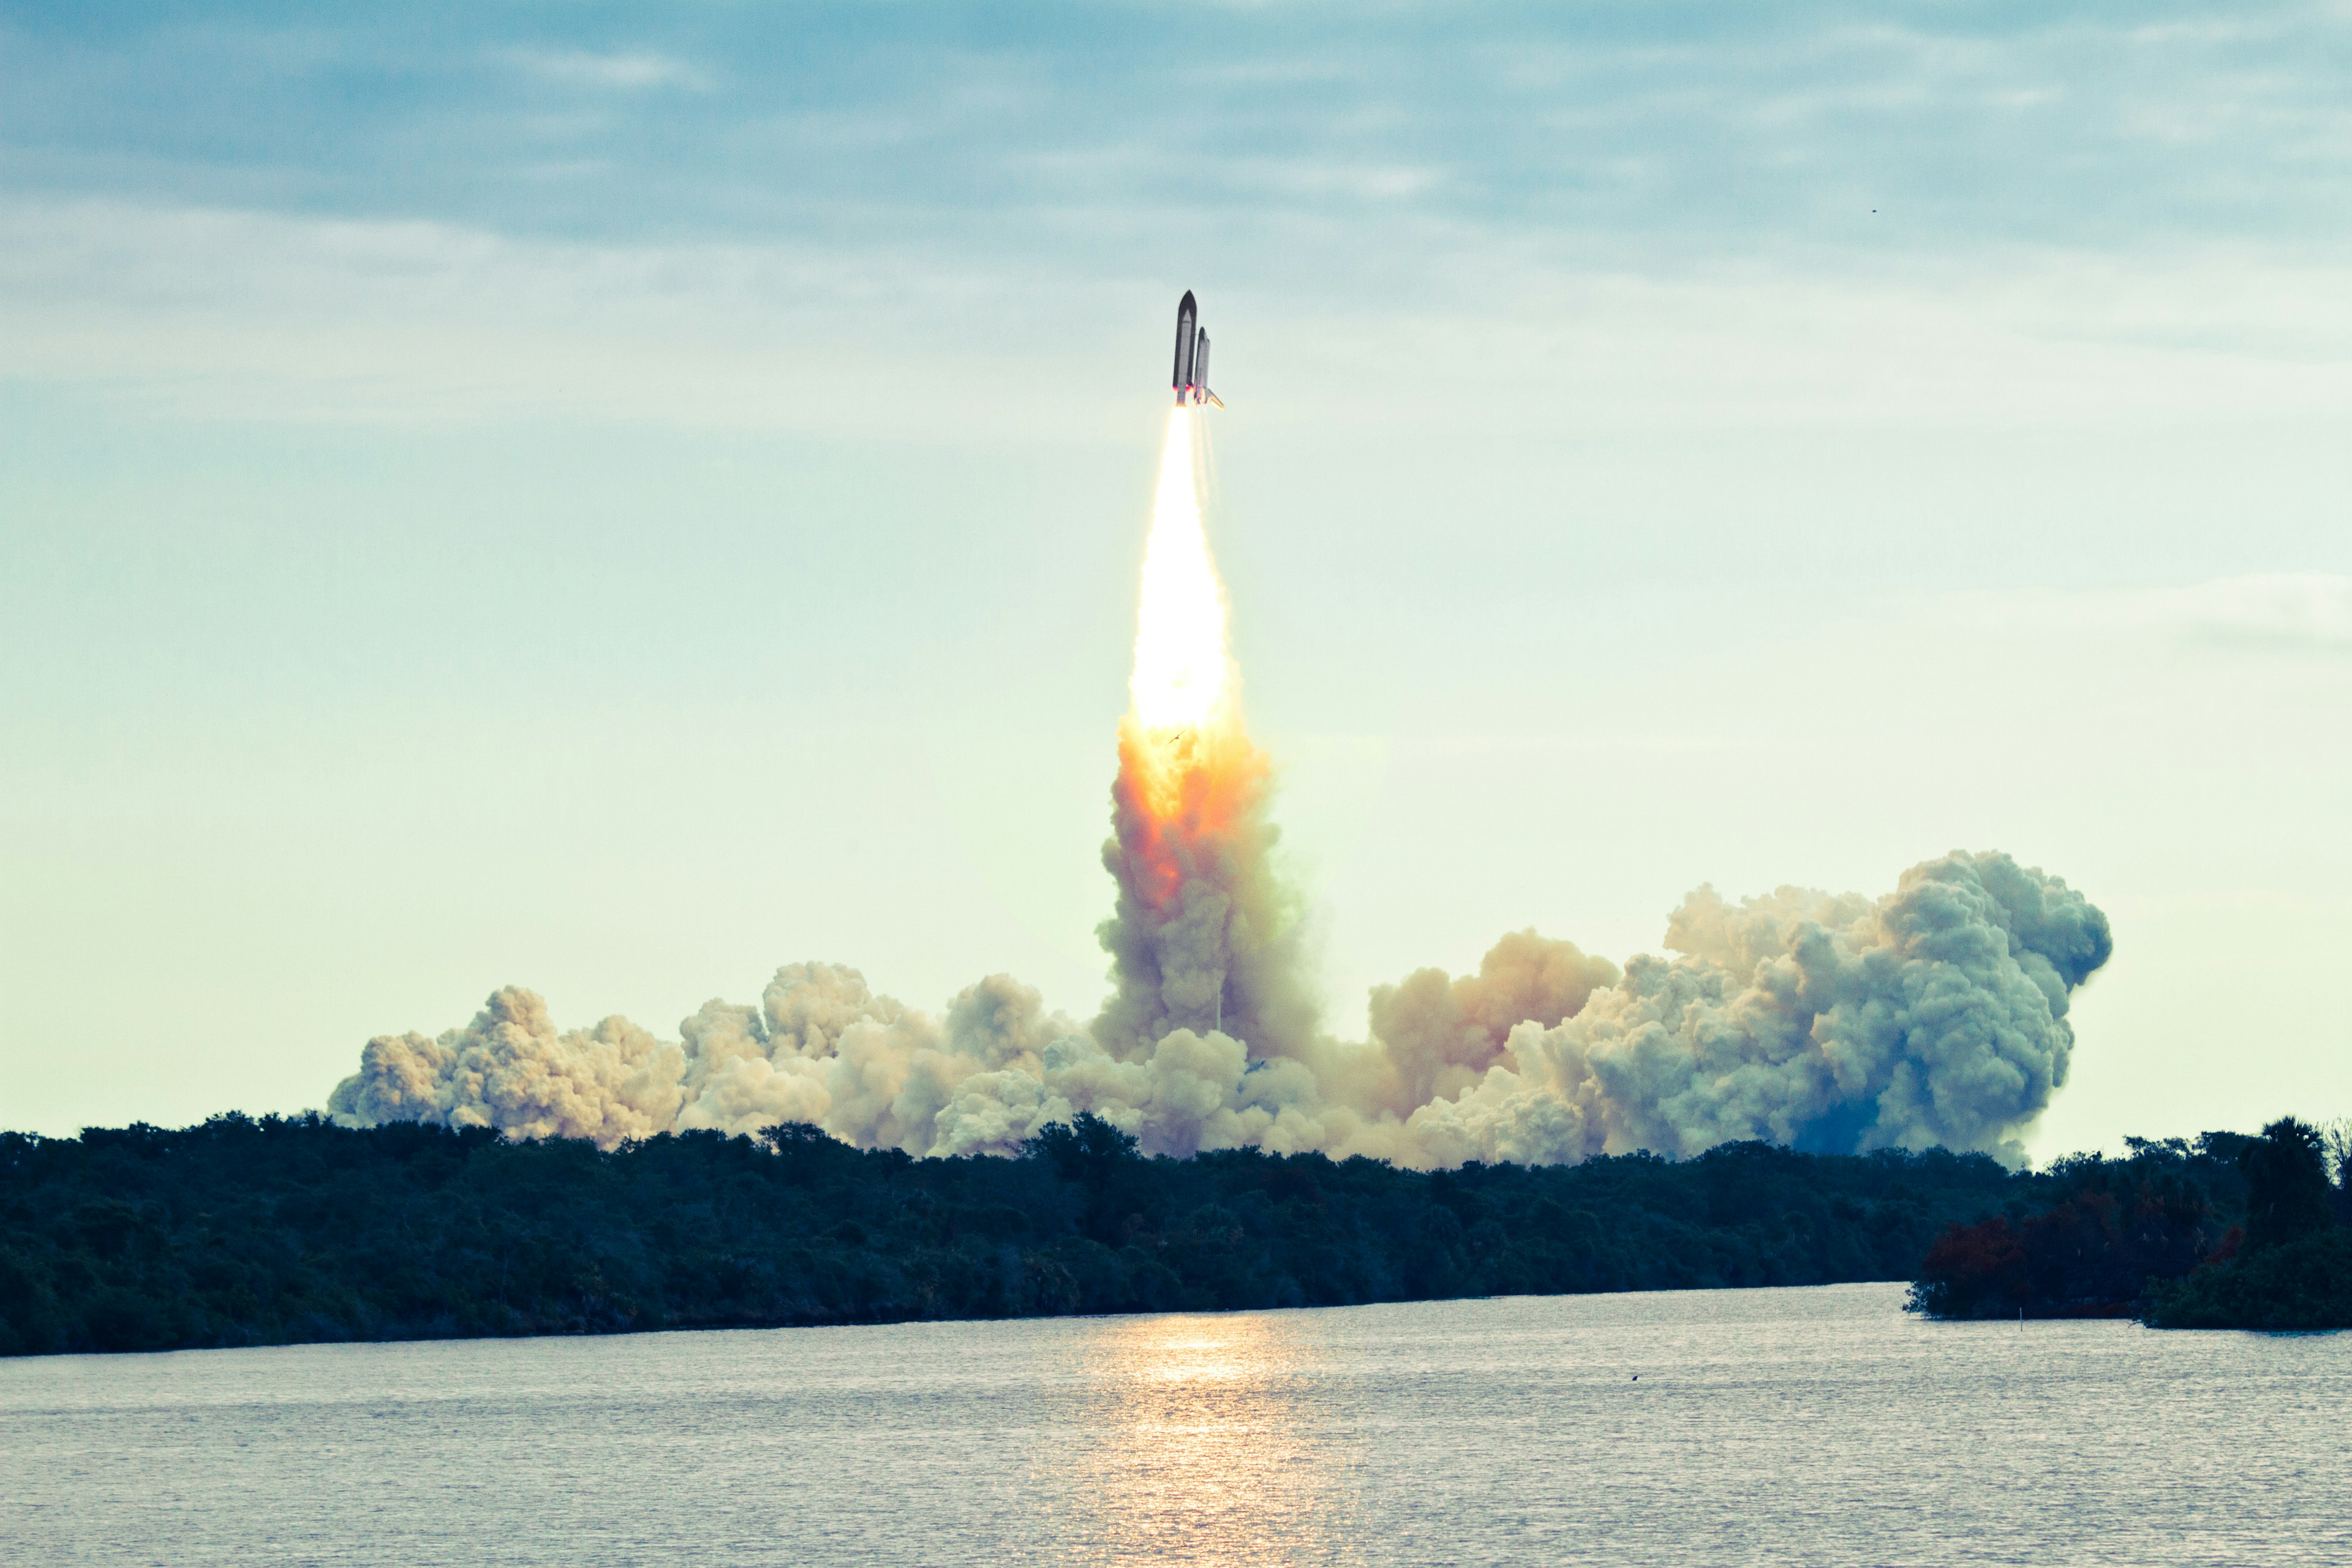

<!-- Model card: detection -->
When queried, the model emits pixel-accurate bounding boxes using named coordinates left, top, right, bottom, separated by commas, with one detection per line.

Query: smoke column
left=329, top=410, right=2115, bottom=1169
left=1093, top=410, right=1315, bottom=1063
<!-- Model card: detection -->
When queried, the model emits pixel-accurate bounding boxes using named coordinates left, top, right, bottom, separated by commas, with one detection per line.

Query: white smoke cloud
left=1407, top=852, right=2114, bottom=1167
left=330, top=989, right=685, bottom=1145
left=329, top=849, right=2110, bottom=1169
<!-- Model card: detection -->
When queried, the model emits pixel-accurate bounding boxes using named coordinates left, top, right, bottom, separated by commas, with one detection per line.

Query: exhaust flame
left=1096, top=405, right=1304, bottom=1054
left=1129, top=412, right=1224, bottom=730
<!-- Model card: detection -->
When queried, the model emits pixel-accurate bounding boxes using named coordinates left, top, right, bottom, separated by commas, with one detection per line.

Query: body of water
left=2, top=1283, right=2345, bottom=1566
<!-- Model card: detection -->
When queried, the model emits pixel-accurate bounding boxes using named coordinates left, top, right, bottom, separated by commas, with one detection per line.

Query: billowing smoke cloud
left=1393, top=853, right=2113, bottom=1168
left=329, top=849, right=2111, bottom=1169
left=1091, top=720, right=1319, bottom=1063
left=328, top=409, right=2111, bottom=1167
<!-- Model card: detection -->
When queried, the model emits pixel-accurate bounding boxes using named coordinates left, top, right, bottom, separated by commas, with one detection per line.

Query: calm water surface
left=2, top=1283, right=2345, bottom=1566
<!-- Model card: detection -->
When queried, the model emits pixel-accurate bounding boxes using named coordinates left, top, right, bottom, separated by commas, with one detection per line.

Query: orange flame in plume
left=1114, top=409, right=1268, bottom=914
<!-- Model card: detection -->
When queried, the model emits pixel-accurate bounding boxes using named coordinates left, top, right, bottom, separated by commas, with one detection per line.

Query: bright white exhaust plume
left=1128, top=411, right=1227, bottom=732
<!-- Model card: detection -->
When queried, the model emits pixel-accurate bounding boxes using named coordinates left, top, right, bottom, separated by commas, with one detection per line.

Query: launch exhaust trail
left=1128, top=409, right=1225, bottom=741
left=1096, top=296, right=1310, bottom=1058
left=325, top=292, right=2116, bottom=1171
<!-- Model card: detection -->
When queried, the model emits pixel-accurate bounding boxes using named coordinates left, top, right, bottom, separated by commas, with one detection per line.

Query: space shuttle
left=1172, top=290, right=1222, bottom=408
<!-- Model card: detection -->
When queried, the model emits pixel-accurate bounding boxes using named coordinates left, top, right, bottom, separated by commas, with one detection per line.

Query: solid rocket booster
left=1171, top=290, right=1221, bottom=408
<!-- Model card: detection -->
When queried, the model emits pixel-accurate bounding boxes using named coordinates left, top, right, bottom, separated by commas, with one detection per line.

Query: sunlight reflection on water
left=1036, top=1313, right=1360, bottom=1567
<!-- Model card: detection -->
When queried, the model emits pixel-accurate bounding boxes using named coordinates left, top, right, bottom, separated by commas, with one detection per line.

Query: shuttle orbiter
left=1172, top=290, right=1223, bottom=408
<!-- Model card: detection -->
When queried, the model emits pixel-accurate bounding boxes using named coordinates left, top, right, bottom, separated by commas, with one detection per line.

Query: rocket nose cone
left=1178, top=289, right=1196, bottom=314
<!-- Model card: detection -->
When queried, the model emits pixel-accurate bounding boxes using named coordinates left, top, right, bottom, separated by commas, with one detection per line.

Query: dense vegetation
left=1907, top=1118, right=2352, bottom=1329
left=10, top=1110, right=2340, bottom=1356
left=2143, top=1118, right=2352, bottom=1330
left=0, top=1112, right=2024, bottom=1357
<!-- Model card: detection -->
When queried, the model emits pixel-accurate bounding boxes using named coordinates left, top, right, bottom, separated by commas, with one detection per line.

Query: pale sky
left=3, top=2, right=2348, bottom=1156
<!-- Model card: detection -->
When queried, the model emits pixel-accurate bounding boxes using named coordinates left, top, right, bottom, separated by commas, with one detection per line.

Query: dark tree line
left=1, top=1112, right=2019, bottom=1356
left=9, top=1111, right=2339, bottom=1357
left=1906, top=1117, right=2352, bottom=1329
left=2142, top=1117, right=2351, bottom=1330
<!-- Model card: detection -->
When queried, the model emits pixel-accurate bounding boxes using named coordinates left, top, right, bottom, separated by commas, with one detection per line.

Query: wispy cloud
left=6, top=4, right=2352, bottom=439
left=1958, top=575, right=2352, bottom=657
left=12, top=192, right=2352, bottom=437
left=497, top=47, right=708, bottom=92
left=2144, top=574, right=2352, bottom=652
left=4, top=3, right=2350, bottom=257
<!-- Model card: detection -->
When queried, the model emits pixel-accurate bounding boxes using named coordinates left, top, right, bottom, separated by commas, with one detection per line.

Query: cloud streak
left=9, top=195, right=2350, bottom=437
left=7, top=4, right=2351, bottom=435
left=497, top=48, right=707, bottom=92
left=5, top=4, right=2350, bottom=255
left=2157, top=574, right=2352, bottom=653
